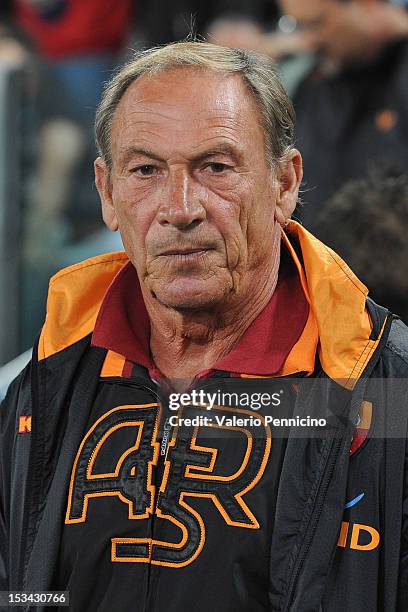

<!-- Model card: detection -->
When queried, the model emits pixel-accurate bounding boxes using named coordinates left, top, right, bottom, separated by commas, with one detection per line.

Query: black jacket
left=1, top=223, right=408, bottom=611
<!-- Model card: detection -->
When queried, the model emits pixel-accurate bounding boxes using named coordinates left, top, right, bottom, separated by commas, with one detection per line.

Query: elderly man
left=1, top=42, right=408, bottom=611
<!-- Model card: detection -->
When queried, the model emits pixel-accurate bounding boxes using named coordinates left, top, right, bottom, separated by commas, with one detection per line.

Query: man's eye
left=207, top=162, right=230, bottom=173
left=132, top=165, right=157, bottom=176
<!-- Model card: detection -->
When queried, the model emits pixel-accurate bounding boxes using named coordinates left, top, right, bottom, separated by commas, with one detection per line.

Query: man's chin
left=157, top=293, right=224, bottom=312
left=152, top=280, right=231, bottom=311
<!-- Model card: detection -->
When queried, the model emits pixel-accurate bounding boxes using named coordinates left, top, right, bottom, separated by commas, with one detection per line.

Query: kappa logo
left=65, top=403, right=271, bottom=568
left=18, top=415, right=31, bottom=433
left=338, top=492, right=380, bottom=552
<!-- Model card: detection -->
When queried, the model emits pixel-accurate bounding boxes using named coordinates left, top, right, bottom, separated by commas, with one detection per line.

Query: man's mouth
left=158, top=248, right=211, bottom=258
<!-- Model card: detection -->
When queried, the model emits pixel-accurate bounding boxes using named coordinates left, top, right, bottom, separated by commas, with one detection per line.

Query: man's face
left=96, top=68, right=295, bottom=311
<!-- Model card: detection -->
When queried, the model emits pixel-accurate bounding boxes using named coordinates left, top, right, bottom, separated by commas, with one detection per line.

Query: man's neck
left=146, top=237, right=281, bottom=391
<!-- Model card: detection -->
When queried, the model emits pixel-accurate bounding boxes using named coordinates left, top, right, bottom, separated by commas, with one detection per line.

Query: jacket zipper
left=282, top=313, right=393, bottom=611
left=103, top=376, right=171, bottom=612
left=284, top=434, right=344, bottom=611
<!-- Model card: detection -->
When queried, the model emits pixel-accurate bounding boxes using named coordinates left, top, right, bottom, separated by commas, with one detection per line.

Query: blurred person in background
left=209, top=0, right=408, bottom=230
left=0, top=1, right=29, bottom=69
left=207, top=4, right=315, bottom=67
left=314, top=167, right=408, bottom=322
left=11, top=0, right=134, bottom=348
left=280, top=0, right=408, bottom=227
left=14, top=0, right=135, bottom=244
left=0, top=0, right=38, bottom=365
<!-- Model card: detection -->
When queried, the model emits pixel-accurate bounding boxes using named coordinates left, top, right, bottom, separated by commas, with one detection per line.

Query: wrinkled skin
left=95, top=67, right=302, bottom=383
left=96, top=67, right=300, bottom=310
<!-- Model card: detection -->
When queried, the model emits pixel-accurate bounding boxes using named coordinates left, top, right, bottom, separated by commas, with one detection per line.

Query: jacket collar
left=38, top=221, right=385, bottom=387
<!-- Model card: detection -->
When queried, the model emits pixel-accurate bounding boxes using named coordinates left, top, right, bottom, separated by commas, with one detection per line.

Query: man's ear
left=94, top=156, right=118, bottom=231
left=274, top=149, right=303, bottom=226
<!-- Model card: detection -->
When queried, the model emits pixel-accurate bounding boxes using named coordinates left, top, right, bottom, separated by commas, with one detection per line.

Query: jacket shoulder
left=384, top=317, right=408, bottom=369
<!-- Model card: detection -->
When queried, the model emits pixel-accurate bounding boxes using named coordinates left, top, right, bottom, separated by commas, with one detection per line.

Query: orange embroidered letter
left=18, top=416, right=31, bottom=433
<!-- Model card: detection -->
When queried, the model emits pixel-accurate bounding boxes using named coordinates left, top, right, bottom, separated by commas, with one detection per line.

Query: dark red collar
left=92, top=246, right=309, bottom=376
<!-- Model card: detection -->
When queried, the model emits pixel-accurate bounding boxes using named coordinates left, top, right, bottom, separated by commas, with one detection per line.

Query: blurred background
left=1, top=0, right=408, bottom=387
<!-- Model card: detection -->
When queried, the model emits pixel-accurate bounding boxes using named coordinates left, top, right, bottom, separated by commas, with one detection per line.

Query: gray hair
left=95, top=41, right=295, bottom=169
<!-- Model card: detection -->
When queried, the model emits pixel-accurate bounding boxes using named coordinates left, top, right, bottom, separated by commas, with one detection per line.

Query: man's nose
left=157, top=168, right=206, bottom=229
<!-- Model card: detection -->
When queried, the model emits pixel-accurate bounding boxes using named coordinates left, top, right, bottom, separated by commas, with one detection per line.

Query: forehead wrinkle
left=204, top=116, right=247, bottom=130
left=117, top=117, right=249, bottom=145
left=120, top=109, right=247, bottom=129
left=127, top=107, right=186, bottom=122
left=118, top=91, right=251, bottom=121
left=112, top=75, right=266, bottom=163
left=116, top=114, right=245, bottom=145
left=115, top=92, right=257, bottom=137
left=113, top=110, right=185, bottom=135
left=117, top=68, right=261, bottom=120
left=116, top=134, right=245, bottom=168
left=199, top=121, right=246, bottom=135
left=190, top=134, right=242, bottom=151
